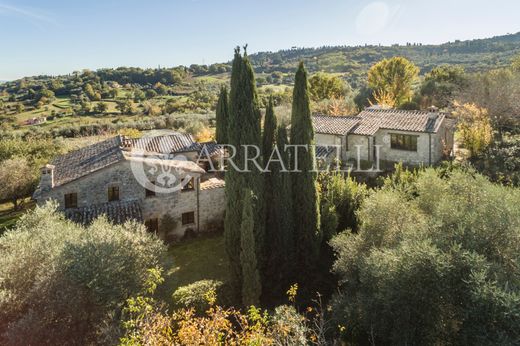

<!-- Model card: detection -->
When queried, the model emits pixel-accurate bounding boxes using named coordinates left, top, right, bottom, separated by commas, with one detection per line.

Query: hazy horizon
left=1, top=0, right=520, bottom=80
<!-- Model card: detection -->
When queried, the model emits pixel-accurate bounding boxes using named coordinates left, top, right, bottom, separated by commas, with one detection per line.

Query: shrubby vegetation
left=0, top=203, right=166, bottom=345
left=121, top=278, right=324, bottom=346
left=471, top=134, right=520, bottom=186
left=331, top=168, right=520, bottom=345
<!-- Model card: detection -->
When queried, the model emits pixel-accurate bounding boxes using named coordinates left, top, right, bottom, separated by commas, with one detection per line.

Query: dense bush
left=331, top=168, right=520, bottom=345
left=122, top=277, right=322, bottom=345
left=0, top=203, right=166, bottom=345
left=172, top=280, right=224, bottom=313
left=471, top=134, right=520, bottom=186
left=319, top=172, right=368, bottom=235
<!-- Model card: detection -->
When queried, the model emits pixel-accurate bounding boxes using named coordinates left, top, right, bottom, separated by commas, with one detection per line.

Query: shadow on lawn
left=156, top=232, right=231, bottom=306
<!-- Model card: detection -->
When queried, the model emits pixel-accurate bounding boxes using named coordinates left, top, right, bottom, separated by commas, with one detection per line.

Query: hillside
left=247, top=32, right=520, bottom=88
left=1, top=31, right=519, bottom=137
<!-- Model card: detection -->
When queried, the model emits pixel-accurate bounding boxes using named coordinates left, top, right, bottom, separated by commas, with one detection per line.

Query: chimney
left=428, top=106, right=439, bottom=120
left=120, top=135, right=132, bottom=151
left=39, top=164, right=55, bottom=192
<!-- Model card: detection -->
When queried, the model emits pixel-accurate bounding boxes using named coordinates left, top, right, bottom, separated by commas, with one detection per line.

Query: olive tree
left=0, top=157, right=36, bottom=209
left=0, top=203, right=166, bottom=345
left=331, top=168, right=520, bottom=345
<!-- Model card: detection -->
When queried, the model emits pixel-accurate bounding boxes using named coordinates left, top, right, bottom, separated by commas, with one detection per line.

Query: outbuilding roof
left=64, top=199, right=143, bottom=225
left=312, top=114, right=360, bottom=135
left=312, top=109, right=447, bottom=137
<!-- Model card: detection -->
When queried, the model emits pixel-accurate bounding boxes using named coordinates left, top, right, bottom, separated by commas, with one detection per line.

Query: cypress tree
left=225, top=47, right=264, bottom=294
left=262, top=96, right=277, bottom=160
left=290, top=62, right=321, bottom=277
left=225, top=48, right=245, bottom=290
left=240, top=189, right=261, bottom=307
left=215, top=86, right=229, bottom=144
left=263, top=125, right=295, bottom=300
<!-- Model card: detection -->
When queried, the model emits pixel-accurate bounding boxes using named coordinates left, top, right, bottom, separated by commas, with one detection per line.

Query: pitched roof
left=50, top=133, right=217, bottom=188
left=312, top=109, right=446, bottom=137
left=64, top=199, right=143, bottom=225
left=313, top=115, right=360, bottom=135
left=52, top=136, right=124, bottom=187
left=194, top=141, right=224, bottom=159
left=351, top=109, right=446, bottom=136
left=123, top=133, right=197, bottom=154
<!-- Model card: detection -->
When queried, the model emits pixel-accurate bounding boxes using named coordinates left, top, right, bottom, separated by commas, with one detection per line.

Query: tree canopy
left=331, top=168, right=520, bottom=345
left=0, top=203, right=166, bottom=345
left=368, top=57, right=419, bottom=107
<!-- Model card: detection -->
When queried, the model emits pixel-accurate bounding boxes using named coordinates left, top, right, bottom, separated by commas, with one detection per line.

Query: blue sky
left=1, top=0, right=520, bottom=80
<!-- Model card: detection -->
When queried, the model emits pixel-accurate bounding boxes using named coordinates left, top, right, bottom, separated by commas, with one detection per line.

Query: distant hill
left=247, top=32, right=520, bottom=88
left=3, top=32, right=520, bottom=90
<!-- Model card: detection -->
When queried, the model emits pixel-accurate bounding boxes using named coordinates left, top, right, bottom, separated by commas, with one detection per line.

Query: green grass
left=157, top=233, right=230, bottom=304
left=0, top=200, right=34, bottom=235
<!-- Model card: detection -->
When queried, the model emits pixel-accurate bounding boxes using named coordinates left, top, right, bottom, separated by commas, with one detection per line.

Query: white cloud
left=0, top=3, right=56, bottom=26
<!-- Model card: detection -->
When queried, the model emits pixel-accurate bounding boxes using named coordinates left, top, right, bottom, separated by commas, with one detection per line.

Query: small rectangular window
left=390, top=134, right=418, bottom=151
left=145, top=182, right=156, bottom=198
left=181, top=177, right=195, bottom=192
left=108, top=186, right=119, bottom=202
left=145, top=218, right=159, bottom=233
left=182, top=211, right=195, bottom=225
left=64, top=193, right=77, bottom=209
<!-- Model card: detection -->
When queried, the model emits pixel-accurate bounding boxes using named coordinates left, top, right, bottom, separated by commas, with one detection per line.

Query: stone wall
left=346, top=134, right=371, bottom=161
left=199, top=186, right=226, bottom=232
left=374, top=129, right=431, bottom=165
left=36, top=160, right=226, bottom=241
left=315, top=133, right=347, bottom=160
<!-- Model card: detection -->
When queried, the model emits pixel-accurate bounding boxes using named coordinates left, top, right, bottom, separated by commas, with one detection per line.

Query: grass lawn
left=156, top=232, right=230, bottom=304
left=0, top=200, right=34, bottom=235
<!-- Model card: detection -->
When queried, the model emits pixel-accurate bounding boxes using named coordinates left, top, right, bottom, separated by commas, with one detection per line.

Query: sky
left=1, top=0, right=520, bottom=80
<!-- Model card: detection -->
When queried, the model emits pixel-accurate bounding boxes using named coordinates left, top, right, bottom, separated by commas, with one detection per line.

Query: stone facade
left=34, top=134, right=226, bottom=242
left=314, top=112, right=455, bottom=166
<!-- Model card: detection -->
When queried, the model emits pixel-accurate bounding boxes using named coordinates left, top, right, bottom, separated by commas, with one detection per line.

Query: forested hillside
left=1, top=31, right=519, bottom=140
left=248, top=32, right=520, bottom=87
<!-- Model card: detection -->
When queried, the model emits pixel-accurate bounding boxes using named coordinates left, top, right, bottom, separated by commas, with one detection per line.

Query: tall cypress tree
left=263, top=125, right=295, bottom=300
left=225, top=47, right=264, bottom=294
left=215, top=86, right=229, bottom=144
left=290, top=62, right=321, bottom=277
left=225, top=48, right=245, bottom=290
left=240, top=189, right=261, bottom=307
left=262, top=96, right=276, bottom=160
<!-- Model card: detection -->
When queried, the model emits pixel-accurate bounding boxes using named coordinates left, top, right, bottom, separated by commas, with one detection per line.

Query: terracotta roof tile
left=124, top=133, right=196, bottom=153
left=351, top=109, right=446, bottom=135
left=52, top=136, right=124, bottom=187
left=50, top=134, right=215, bottom=188
left=64, top=199, right=143, bottom=225
left=312, top=109, right=446, bottom=137
left=312, top=115, right=360, bottom=135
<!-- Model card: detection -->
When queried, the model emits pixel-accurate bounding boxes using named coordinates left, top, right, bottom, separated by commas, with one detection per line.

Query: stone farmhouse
left=33, top=108, right=455, bottom=236
left=33, top=133, right=225, bottom=241
left=313, top=108, right=455, bottom=166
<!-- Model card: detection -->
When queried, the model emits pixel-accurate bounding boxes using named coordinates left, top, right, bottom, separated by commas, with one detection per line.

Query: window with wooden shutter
left=64, top=193, right=77, bottom=209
